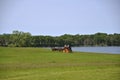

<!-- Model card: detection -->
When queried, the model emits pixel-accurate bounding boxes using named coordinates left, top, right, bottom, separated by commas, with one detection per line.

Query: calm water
left=72, top=46, right=120, bottom=54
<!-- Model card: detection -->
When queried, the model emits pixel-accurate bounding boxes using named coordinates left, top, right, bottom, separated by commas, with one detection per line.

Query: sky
left=0, top=0, right=120, bottom=36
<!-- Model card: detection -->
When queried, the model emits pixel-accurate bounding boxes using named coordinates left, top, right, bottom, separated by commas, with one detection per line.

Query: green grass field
left=0, top=47, right=120, bottom=80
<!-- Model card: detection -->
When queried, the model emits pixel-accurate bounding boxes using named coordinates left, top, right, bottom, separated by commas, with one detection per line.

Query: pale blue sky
left=0, top=0, right=120, bottom=36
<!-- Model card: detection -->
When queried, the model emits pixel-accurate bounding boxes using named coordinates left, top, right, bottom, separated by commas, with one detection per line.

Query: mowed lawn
left=0, top=47, right=120, bottom=80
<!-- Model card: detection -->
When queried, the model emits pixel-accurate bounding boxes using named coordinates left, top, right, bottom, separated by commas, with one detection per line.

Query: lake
left=72, top=46, right=120, bottom=54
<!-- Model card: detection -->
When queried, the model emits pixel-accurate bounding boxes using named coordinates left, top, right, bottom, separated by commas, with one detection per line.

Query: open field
left=0, top=47, right=120, bottom=80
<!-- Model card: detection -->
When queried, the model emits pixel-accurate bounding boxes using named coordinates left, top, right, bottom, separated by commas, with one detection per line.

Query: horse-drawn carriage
left=51, top=45, right=72, bottom=53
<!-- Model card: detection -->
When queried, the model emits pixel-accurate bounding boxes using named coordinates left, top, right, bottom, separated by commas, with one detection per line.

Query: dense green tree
left=8, top=31, right=31, bottom=47
left=0, top=31, right=120, bottom=47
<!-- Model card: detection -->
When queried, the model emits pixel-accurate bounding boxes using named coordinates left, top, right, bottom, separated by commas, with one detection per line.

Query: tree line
left=0, top=30, right=120, bottom=47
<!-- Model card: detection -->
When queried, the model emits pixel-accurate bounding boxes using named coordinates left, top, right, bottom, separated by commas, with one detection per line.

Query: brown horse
left=63, top=46, right=72, bottom=53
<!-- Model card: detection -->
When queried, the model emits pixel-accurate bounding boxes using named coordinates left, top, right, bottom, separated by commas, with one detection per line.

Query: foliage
left=0, top=31, right=120, bottom=47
